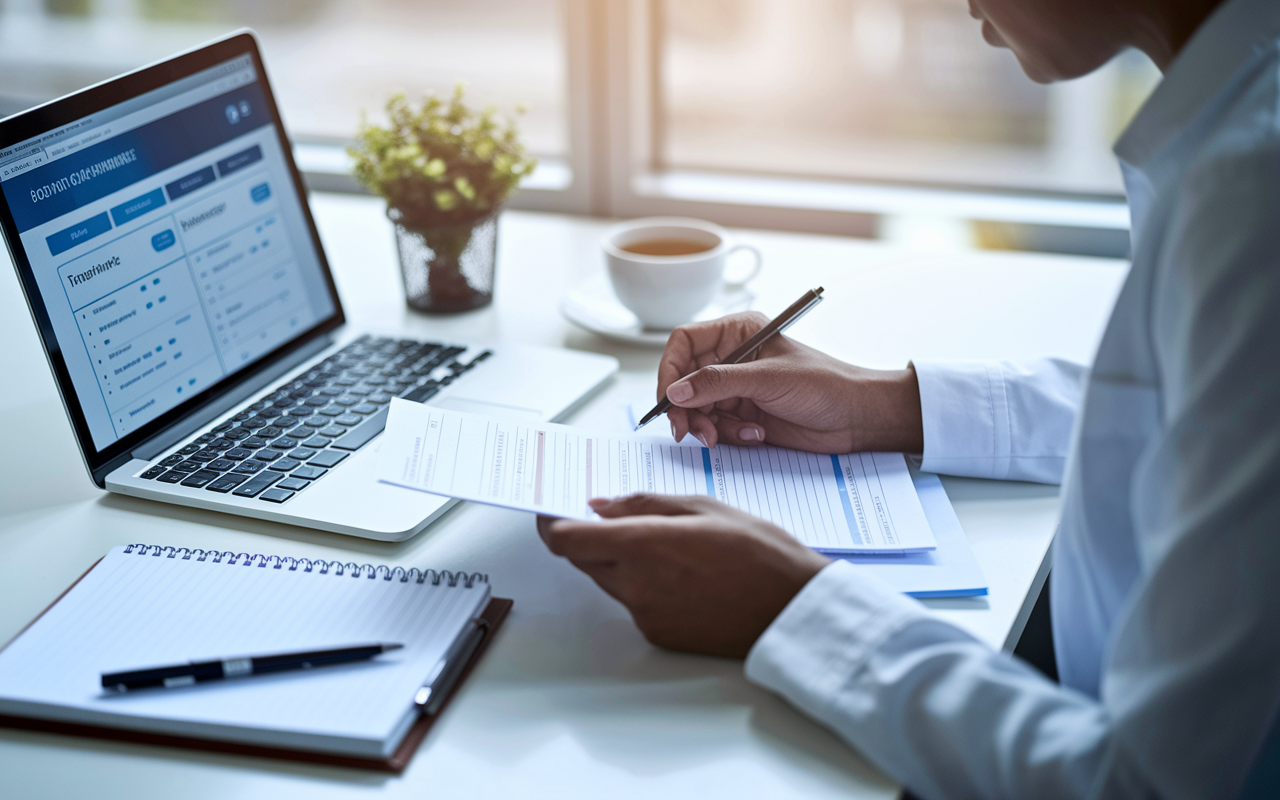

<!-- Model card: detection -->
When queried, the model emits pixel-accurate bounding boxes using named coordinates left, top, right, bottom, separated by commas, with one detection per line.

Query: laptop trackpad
left=431, top=397, right=542, bottom=420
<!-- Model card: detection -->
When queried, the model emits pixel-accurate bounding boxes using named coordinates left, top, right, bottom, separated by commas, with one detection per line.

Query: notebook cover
left=0, top=595, right=512, bottom=773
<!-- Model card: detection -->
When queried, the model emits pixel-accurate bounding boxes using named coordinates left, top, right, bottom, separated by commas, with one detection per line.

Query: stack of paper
left=377, top=400, right=937, bottom=554
left=377, top=399, right=986, bottom=594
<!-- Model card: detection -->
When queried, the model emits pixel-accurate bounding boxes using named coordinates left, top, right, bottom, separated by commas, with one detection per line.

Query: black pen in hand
left=635, top=286, right=825, bottom=430
left=101, top=643, right=403, bottom=692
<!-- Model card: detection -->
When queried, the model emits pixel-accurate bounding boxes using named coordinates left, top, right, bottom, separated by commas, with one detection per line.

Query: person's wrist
left=747, top=541, right=831, bottom=656
left=841, top=363, right=924, bottom=452
left=891, top=364, right=924, bottom=452
left=786, top=548, right=832, bottom=593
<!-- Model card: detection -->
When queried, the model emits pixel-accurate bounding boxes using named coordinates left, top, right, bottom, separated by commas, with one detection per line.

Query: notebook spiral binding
left=122, top=543, right=488, bottom=588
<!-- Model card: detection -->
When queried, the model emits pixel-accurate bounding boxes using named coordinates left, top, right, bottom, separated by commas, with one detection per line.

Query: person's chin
left=981, top=20, right=1006, bottom=48
left=1022, top=54, right=1106, bottom=84
left=982, top=22, right=1109, bottom=84
left=984, top=28, right=1055, bottom=82
left=1015, top=57, right=1059, bottom=84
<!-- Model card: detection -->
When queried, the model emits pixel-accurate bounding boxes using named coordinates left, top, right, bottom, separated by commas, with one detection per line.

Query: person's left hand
left=537, top=494, right=831, bottom=658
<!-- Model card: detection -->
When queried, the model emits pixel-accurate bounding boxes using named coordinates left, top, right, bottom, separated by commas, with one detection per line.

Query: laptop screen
left=0, top=43, right=338, bottom=458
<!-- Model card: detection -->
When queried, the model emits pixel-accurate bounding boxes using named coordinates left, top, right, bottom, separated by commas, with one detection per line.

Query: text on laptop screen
left=0, top=55, right=335, bottom=452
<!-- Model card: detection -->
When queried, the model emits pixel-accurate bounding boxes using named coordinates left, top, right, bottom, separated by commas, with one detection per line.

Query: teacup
left=603, top=217, right=762, bottom=330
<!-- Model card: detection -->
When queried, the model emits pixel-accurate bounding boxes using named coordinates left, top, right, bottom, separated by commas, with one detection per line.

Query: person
left=536, top=0, right=1280, bottom=796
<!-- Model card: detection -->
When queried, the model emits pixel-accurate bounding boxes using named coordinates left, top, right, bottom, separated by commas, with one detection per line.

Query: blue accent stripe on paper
left=830, top=454, right=863, bottom=544
left=702, top=448, right=716, bottom=497
left=907, top=587, right=989, bottom=598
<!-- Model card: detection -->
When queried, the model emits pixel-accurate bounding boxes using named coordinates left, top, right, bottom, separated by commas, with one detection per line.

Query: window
left=655, top=0, right=1159, bottom=196
left=0, top=1, right=566, bottom=154
left=2, top=0, right=1157, bottom=255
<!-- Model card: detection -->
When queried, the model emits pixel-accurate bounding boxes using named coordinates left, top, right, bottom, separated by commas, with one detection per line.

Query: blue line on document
left=702, top=448, right=716, bottom=498
left=830, top=455, right=865, bottom=545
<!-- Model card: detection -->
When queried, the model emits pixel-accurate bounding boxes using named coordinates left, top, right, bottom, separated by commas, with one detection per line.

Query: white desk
left=0, top=195, right=1127, bottom=799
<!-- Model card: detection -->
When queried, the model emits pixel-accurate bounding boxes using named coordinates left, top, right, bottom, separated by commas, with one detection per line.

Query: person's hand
left=657, top=311, right=924, bottom=452
left=537, top=494, right=831, bottom=658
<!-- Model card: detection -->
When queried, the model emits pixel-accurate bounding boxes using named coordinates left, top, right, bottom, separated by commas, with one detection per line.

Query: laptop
left=0, top=32, right=618, bottom=541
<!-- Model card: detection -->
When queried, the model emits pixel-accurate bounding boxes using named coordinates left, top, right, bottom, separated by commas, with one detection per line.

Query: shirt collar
left=1114, top=0, right=1280, bottom=168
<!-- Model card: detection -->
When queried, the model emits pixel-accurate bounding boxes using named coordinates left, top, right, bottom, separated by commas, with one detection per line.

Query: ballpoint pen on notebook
left=413, top=617, right=489, bottom=715
left=101, top=643, right=403, bottom=692
left=634, top=286, right=826, bottom=430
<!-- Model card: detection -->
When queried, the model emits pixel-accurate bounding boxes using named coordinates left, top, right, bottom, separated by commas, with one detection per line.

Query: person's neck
left=1132, top=0, right=1228, bottom=71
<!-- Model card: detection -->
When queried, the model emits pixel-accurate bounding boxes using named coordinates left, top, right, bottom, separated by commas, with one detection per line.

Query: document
left=621, top=400, right=983, bottom=595
left=377, top=399, right=936, bottom=554
left=840, top=469, right=987, bottom=597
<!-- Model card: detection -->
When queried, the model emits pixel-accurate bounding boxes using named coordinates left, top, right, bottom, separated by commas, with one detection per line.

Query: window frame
left=294, top=0, right=596, bottom=216
left=591, top=0, right=1129, bottom=241
left=282, top=0, right=1132, bottom=249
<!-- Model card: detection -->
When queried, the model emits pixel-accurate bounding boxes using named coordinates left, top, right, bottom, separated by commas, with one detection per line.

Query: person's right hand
left=658, top=311, right=924, bottom=453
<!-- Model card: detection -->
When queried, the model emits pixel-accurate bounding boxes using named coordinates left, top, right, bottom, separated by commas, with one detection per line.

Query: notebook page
left=377, top=399, right=935, bottom=553
left=0, top=547, right=490, bottom=757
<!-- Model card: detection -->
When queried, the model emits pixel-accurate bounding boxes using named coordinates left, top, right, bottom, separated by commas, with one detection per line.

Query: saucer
left=559, top=273, right=755, bottom=348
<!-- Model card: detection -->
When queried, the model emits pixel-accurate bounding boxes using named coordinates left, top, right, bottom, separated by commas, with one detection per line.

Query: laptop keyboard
left=137, top=334, right=493, bottom=504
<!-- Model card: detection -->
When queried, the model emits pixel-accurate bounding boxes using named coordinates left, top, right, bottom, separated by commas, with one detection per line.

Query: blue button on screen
left=165, top=165, right=216, bottom=201
left=217, top=145, right=263, bottom=178
left=151, top=229, right=176, bottom=252
left=109, top=187, right=166, bottom=227
left=47, top=212, right=112, bottom=257
left=250, top=183, right=271, bottom=203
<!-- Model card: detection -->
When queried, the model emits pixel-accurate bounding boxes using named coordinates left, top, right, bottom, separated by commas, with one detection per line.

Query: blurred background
left=0, top=0, right=1157, bottom=257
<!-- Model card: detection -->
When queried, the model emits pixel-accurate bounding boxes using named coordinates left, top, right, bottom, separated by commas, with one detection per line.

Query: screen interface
left=0, top=54, right=336, bottom=453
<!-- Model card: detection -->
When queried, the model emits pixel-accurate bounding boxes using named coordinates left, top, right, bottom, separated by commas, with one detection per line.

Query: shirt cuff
left=745, top=560, right=928, bottom=707
left=913, top=359, right=1011, bottom=480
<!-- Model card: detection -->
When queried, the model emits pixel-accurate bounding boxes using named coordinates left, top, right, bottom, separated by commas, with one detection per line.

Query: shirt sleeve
left=913, top=358, right=1086, bottom=484
left=745, top=562, right=1126, bottom=799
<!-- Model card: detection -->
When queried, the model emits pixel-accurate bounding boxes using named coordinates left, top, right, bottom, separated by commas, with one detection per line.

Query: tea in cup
left=603, top=217, right=762, bottom=330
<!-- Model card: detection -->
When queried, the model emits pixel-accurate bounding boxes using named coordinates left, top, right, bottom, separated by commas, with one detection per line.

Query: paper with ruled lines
left=0, top=546, right=490, bottom=757
left=378, top=399, right=934, bottom=554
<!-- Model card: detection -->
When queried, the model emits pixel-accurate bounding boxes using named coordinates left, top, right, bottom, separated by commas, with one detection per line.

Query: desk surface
left=0, top=195, right=1127, bottom=799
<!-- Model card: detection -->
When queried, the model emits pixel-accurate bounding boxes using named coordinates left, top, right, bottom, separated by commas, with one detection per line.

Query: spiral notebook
left=0, top=545, right=510, bottom=771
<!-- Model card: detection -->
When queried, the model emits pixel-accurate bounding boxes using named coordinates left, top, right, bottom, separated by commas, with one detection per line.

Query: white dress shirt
left=744, top=0, right=1280, bottom=796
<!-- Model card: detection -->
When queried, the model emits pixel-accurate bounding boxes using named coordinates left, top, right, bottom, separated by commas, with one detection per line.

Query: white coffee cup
left=603, top=217, right=763, bottom=330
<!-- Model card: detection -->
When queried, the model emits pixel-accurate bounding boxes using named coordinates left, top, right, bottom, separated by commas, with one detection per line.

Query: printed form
left=377, top=399, right=935, bottom=554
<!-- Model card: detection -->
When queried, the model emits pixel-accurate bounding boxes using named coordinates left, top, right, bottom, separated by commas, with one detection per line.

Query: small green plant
left=349, top=85, right=536, bottom=311
left=349, top=85, right=536, bottom=233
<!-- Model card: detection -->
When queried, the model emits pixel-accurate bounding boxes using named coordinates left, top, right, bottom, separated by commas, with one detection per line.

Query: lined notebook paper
left=0, top=545, right=491, bottom=758
left=377, top=399, right=936, bottom=554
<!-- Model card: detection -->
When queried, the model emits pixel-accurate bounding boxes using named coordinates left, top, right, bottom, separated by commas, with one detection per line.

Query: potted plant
left=349, top=85, right=536, bottom=312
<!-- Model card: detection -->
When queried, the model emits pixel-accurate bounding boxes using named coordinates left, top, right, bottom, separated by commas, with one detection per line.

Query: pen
left=413, top=617, right=489, bottom=715
left=634, top=286, right=826, bottom=430
left=101, top=643, right=403, bottom=692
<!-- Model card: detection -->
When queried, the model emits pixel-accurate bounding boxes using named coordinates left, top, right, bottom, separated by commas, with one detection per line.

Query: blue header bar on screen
left=2, top=82, right=269, bottom=233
